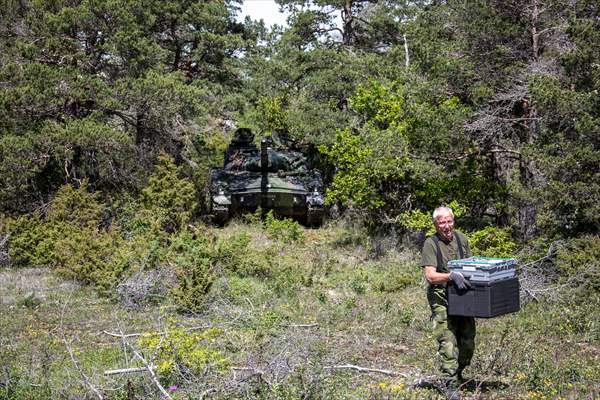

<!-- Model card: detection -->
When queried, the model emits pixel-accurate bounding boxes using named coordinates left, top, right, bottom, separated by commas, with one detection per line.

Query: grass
left=1, top=218, right=599, bottom=399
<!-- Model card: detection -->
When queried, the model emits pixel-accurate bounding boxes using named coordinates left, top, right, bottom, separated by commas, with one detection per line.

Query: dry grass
left=1, top=221, right=599, bottom=399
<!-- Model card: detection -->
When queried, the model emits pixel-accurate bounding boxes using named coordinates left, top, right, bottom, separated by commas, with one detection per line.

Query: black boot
left=444, top=379, right=462, bottom=400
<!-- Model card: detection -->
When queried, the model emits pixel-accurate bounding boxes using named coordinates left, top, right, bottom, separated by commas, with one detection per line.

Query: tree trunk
left=531, top=0, right=540, bottom=61
left=341, top=0, right=354, bottom=46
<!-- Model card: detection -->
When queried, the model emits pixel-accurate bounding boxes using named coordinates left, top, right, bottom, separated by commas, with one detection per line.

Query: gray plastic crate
left=447, top=277, right=520, bottom=318
left=448, top=257, right=517, bottom=282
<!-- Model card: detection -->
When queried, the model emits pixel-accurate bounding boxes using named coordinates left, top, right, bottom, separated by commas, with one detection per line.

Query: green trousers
left=427, top=286, right=476, bottom=381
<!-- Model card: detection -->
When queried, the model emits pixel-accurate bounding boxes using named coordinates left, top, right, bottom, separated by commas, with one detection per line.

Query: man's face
left=434, top=213, right=454, bottom=241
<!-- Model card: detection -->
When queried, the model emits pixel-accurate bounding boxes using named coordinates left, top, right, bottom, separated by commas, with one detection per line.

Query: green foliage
left=139, top=326, right=228, bottom=382
left=5, top=213, right=50, bottom=267
left=0, top=0, right=256, bottom=214
left=320, top=77, right=481, bottom=221
left=372, top=267, right=421, bottom=293
left=216, top=232, right=272, bottom=278
left=263, top=211, right=305, bottom=244
left=168, top=231, right=215, bottom=313
left=554, top=235, right=600, bottom=294
left=45, top=181, right=104, bottom=228
left=252, top=95, right=290, bottom=135
left=53, top=225, right=123, bottom=288
left=351, top=80, right=408, bottom=130
left=528, top=74, right=600, bottom=237
left=6, top=182, right=105, bottom=268
left=0, top=134, right=46, bottom=213
left=398, top=200, right=467, bottom=235
left=469, top=226, right=518, bottom=258
left=40, top=118, right=139, bottom=192
left=141, top=153, right=197, bottom=232
left=319, top=128, right=385, bottom=210
left=398, top=209, right=432, bottom=233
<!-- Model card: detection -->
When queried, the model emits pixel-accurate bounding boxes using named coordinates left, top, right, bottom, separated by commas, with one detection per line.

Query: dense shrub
left=5, top=213, right=50, bottom=267
left=469, top=225, right=519, bottom=258
left=169, top=231, right=216, bottom=312
left=216, top=232, right=272, bottom=278
left=263, top=211, right=305, bottom=244
left=141, top=153, right=197, bottom=232
left=138, top=326, right=228, bottom=383
left=53, top=225, right=123, bottom=288
left=6, top=182, right=106, bottom=268
left=555, top=235, right=600, bottom=294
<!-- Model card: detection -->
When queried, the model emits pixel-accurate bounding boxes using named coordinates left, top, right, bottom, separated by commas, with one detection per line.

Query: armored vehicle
left=207, top=128, right=325, bottom=226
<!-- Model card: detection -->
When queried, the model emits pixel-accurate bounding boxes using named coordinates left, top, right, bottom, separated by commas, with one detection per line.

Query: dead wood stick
left=104, top=366, right=154, bottom=376
left=103, top=325, right=212, bottom=339
left=63, top=336, right=104, bottom=400
left=123, top=343, right=172, bottom=400
left=132, top=349, right=172, bottom=400
left=324, top=364, right=407, bottom=377
left=524, top=288, right=539, bottom=302
left=279, top=323, right=319, bottom=328
left=103, top=330, right=142, bottom=338
left=59, top=296, right=104, bottom=400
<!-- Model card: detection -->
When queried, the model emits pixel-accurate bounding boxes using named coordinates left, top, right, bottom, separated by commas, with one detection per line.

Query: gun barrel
left=261, top=138, right=269, bottom=172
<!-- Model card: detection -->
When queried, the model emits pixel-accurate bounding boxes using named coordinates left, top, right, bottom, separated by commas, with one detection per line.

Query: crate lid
left=448, top=256, right=517, bottom=269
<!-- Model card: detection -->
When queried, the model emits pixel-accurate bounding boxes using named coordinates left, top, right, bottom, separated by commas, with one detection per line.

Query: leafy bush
left=169, top=231, right=215, bottom=312
left=5, top=213, right=50, bottom=267
left=263, top=211, right=305, bottom=244
left=216, top=232, right=273, bottom=278
left=6, top=181, right=106, bottom=268
left=53, top=225, right=123, bottom=289
left=318, top=128, right=385, bottom=210
left=372, top=267, right=421, bottom=293
left=138, top=326, right=228, bottom=383
left=215, top=231, right=251, bottom=271
left=469, top=225, right=518, bottom=258
left=141, top=153, right=197, bottom=232
left=45, top=181, right=104, bottom=228
left=555, top=235, right=600, bottom=293
left=398, top=200, right=466, bottom=235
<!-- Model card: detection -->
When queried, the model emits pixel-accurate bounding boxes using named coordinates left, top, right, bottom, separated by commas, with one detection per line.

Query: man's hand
left=449, top=271, right=471, bottom=290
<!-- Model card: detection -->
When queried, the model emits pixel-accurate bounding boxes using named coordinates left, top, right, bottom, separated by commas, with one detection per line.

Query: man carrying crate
left=421, top=206, right=473, bottom=399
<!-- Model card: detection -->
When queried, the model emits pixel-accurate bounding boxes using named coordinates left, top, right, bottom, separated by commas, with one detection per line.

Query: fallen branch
left=129, top=347, right=172, bottom=400
left=103, top=324, right=212, bottom=339
left=103, top=331, right=142, bottom=338
left=60, top=298, right=104, bottom=400
left=104, top=366, right=153, bottom=376
left=63, top=336, right=104, bottom=400
left=324, top=364, right=406, bottom=377
left=279, top=323, right=319, bottom=328
left=524, top=288, right=539, bottom=302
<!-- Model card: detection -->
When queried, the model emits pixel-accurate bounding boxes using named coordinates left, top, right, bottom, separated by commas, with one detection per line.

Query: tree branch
left=60, top=299, right=104, bottom=400
left=104, top=366, right=153, bottom=376
left=128, top=344, right=173, bottom=400
left=102, top=324, right=212, bottom=339
left=324, top=363, right=407, bottom=377
left=279, top=323, right=319, bottom=328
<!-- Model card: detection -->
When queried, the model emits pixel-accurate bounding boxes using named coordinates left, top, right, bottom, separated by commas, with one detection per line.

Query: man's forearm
left=424, top=266, right=451, bottom=285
